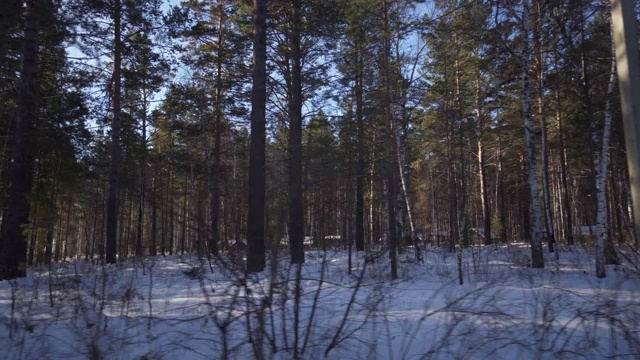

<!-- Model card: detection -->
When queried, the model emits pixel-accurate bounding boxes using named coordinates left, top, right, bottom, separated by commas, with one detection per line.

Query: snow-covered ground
left=1, top=245, right=639, bottom=359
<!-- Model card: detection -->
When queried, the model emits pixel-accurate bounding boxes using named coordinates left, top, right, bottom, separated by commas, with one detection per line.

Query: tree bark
left=210, top=3, right=224, bottom=257
left=355, top=38, right=365, bottom=252
left=151, top=176, right=157, bottom=256
left=106, top=0, right=122, bottom=264
left=497, top=139, right=507, bottom=244
left=288, top=0, right=304, bottom=264
left=382, top=0, right=397, bottom=279
left=395, top=116, right=416, bottom=240
left=247, top=0, right=267, bottom=273
left=454, top=31, right=469, bottom=249
left=554, top=52, right=574, bottom=246
left=1, top=0, right=41, bottom=279
left=535, top=0, right=555, bottom=253
left=595, top=22, right=619, bottom=278
left=181, top=169, right=188, bottom=255
left=136, top=86, right=148, bottom=258
left=476, top=63, right=491, bottom=245
left=522, top=0, right=544, bottom=268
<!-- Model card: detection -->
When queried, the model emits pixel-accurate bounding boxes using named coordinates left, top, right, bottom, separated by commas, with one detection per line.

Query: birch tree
left=595, top=17, right=619, bottom=278
left=521, top=0, right=544, bottom=268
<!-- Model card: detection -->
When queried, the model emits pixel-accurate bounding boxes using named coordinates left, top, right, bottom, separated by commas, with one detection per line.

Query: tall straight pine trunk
left=554, top=51, right=574, bottom=246
left=106, top=0, right=122, bottom=264
left=382, top=0, right=397, bottom=279
left=247, top=0, right=267, bottom=273
left=288, top=0, right=304, bottom=264
left=210, top=3, right=225, bottom=257
left=136, top=86, right=148, bottom=258
left=1, top=0, right=41, bottom=279
left=355, top=38, right=365, bottom=252
left=534, top=0, right=556, bottom=253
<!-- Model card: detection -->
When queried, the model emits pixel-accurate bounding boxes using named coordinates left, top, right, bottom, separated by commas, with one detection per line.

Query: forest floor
left=1, top=244, right=639, bottom=359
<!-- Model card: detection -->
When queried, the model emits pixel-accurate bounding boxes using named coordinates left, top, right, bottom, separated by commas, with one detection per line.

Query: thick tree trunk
left=106, top=0, right=122, bottom=264
left=522, top=0, right=544, bottom=268
left=247, top=0, right=267, bottom=273
left=288, top=0, right=304, bottom=264
left=1, top=0, right=40, bottom=279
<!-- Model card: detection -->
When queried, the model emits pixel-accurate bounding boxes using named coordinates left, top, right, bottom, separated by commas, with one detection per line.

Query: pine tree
left=247, top=0, right=267, bottom=273
left=0, top=0, right=42, bottom=279
left=288, top=0, right=305, bottom=264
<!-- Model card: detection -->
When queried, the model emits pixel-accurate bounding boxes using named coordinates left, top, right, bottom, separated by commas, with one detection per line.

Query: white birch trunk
left=522, top=0, right=544, bottom=268
left=476, top=64, right=491, bottom=245
left=595, top=24, right=618, bottom=278
left=395, top=128, right=416, bottom=237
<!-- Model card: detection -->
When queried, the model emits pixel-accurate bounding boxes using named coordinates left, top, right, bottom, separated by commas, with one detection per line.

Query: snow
left=1, top=246, right=639, bottom=359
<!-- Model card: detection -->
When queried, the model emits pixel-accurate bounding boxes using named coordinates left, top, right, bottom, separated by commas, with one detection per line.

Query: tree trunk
left=45, top=162, right=61, bottom=265
left=497, top=139, right=507, bottom=244
left=382, top=0, right=397, bottom=279
left=395, top=117, right=416, bottom=239
left=1, top=0, right=40, bottom=279
left=578, top=1, right=601, bottom=234
left=106, top=0, right=122, bottom=264
left=535, top=0, right=555, bottom=253
left=369, top=155, right=375, bottom=247
left=136, top=86, right=147, bottom=258
left=454, top=32, right=469, bottom=249
left=181, top=169, right=188, bottom=255
left=476, top=63, right=491, bottom=246
left=169, top=170, right=174, bottom=255
left=448, top=133, right=458, bottom=252
left=151, top=176, right=157, bottom=256
left=247, top=0, right=267, bottom=273
left=210, top=4, right=224, bottom=257
left=522, top=0, right=544, bottom=268
left=288, top=0, right=304, bottom=265
left=595, top=23, right=619, bottom=278
left=554, top=52, right=574, bottom=246
left=355, top=38, right=365, bottom=252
